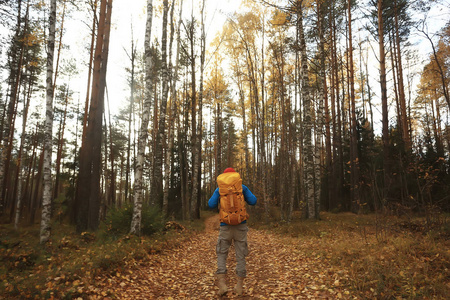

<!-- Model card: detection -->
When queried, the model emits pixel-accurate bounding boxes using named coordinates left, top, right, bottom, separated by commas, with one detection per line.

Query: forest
left=0, top=0, right=449, bottom=298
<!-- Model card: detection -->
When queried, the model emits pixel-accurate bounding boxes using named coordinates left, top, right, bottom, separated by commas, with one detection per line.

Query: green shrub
left=141, top=205, right=165, bottom=236
left=94, top=246, right=125, bottom=272
left=103, top=204, right=164, bottom=238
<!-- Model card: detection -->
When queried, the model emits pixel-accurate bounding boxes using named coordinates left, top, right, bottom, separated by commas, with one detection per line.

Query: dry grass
left=250, top=211, right=450, bottom=299
left=2, top=210, right=448, bottom=299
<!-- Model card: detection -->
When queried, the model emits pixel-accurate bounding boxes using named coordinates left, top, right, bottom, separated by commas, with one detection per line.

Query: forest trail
left=95, top=215, right=352, bottom=299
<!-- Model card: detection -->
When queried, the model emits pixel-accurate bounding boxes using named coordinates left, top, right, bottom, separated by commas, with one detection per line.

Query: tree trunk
left=53, top=87, right=69, bottom=201
left=82, top=0, right=98, bottom=143
left=72, top=0, right=98, bottom=225
left=5, top=88, right=21, bottom=218
left=196, top=0, right=206, bottom=217
left=394, top=0, right=410, bottom=151
left=0, top=2, right=29, bottom=216
left=40, top=0, right=57, bottom=244
left=30, top=150, right=44, bottom=225
left=163, top=0, right=182, bottom=218
left=189, top=11, right=198, bottom=220
left=297, top=2, right=315, bottom=219
left=215, top=101, right=222, bottom=181
left=23, top=124, right=38, bottom=222
left=335, top=21, right=344, bottom=211
left=330, top=24, right=338, bottom=211
left=191, top=0, right=206, bottom=219
left=107, top=86, right=116, bottom=208
left=52, top=0, right=66, bottom=97
left=130, top=0, right=153, bottom=235
left=151, top=0, right=169, bottom=207
left=180, top=81, right=190, bottom=220
left=260, top=18, right=269, bottom=219
left=377, top=0, right=390, bottom=202
left=76, top=0, right=113, bottom=232
left=13, top=72, right=33, bottom=229
left=348, top=0, right=360, bottom=213
left=321, top=14, right=332, bottom=212
left=125, top=25, right=138, bottom=204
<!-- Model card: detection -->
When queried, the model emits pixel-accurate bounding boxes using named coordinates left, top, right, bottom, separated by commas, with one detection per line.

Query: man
left=208, top=167, right=257, bottom=296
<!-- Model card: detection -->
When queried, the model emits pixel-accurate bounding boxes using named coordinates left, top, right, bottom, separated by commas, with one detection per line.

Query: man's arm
left=208, top=188, right=220, bottom=208
left=242, top=185, right=257, bottom=205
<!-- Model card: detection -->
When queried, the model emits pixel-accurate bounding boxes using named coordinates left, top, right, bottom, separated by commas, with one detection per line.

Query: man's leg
left=216, top=225, right=232, bottom=295
left=233, top=223, right=249, bottom=277
left=233, top=223, right=249, bottom=295
left=216, top=225, right=232, bottom=274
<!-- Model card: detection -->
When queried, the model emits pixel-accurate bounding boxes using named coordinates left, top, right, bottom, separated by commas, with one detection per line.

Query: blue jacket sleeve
left=242, top=185, right=257, bottom=206
left=208, top=188, right=220, bottom=209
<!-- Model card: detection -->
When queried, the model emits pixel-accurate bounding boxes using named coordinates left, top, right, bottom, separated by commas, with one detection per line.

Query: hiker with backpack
left=208, top=167, right=257, bottom=296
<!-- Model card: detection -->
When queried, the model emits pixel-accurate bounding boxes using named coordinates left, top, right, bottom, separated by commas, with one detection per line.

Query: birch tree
left=130, top=0, right=153, bottom=235
left=40, top=0, right=57, bottom=244
left=297, top=1, right=316, bottom=219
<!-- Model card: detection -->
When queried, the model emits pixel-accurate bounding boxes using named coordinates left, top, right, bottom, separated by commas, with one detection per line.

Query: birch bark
left=130, top=0, right=153, bottom=235
left=40, top=0, right=57, bottom=244
left=297, top=1, right=315, bottom=219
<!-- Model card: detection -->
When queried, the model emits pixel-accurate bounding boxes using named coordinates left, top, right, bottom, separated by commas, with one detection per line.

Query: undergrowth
left=251, top=211, right=450, bottom=299
left=0, top=210, right=209, bottom=299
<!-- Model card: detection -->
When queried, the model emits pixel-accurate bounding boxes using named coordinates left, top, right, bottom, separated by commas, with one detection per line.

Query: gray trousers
left=216, top=223, right=249, bottom=277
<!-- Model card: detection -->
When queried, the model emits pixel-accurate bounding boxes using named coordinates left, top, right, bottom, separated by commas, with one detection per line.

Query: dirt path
left=95, top=215, right=351, bottom=299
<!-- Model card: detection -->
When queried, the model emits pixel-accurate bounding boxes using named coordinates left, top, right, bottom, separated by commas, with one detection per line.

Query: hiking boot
left=216, top=273, right=228, bottom=296
left=234, top=276, right=244, bottom=296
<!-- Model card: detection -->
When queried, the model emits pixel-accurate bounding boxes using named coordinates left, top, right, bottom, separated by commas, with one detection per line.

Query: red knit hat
left=223, top=167, right=236, bottom=173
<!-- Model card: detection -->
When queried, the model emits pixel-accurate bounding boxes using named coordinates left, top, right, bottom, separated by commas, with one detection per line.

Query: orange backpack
left=217, top=172, right=248, bottom=225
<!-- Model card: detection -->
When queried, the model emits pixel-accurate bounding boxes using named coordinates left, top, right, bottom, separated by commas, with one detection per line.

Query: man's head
left=223, top=167, right=236, bottom=173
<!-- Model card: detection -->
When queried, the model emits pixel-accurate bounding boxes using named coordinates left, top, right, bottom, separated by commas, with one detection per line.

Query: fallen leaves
left=88, top=215, right=352, bottom=299
left=3, top=213, right=449, bottom=299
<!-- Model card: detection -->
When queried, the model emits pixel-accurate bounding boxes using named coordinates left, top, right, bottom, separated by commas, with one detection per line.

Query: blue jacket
left=208, top=185, right=257, bottom=226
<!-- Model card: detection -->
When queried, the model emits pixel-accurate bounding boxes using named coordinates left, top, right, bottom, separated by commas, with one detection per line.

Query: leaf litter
left=90, top=215, right=352, bottom=299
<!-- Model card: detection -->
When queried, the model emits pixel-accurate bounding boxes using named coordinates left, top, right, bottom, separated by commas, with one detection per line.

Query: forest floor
left=91, top=214, right=352, bottom=299
left=1, top=211, right=449, bottom=299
